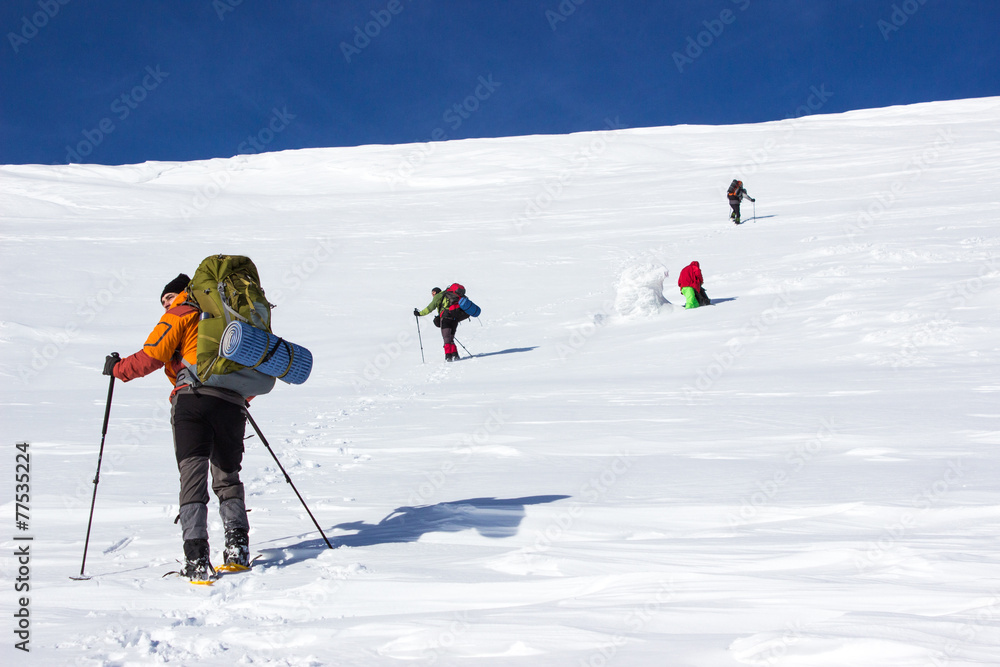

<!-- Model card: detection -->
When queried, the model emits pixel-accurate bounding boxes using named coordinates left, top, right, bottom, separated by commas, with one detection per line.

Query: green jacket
left=417, top=291, right=448, bottom=317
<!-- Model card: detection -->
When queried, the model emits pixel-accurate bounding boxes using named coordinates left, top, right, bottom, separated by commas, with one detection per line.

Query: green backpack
left=185, top=254, right=276, bottom=398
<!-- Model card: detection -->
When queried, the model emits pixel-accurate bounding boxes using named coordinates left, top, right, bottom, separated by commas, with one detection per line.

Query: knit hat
left=161, top=273, right=191, bottom=300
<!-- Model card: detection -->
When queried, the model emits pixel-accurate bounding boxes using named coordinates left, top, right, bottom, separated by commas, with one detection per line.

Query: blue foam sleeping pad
left=219, top=320, right=313, bottom=385
left=458, top=296, right=481, bottom=317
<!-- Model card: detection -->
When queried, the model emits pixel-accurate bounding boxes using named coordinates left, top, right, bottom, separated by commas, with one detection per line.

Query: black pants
left=729, top=198, right=741, bottom=219
left=171, top=392, right=246, bottom=508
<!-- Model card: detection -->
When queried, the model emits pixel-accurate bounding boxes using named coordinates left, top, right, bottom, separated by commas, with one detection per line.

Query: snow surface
left=2, top=96, right=1000, bottom=666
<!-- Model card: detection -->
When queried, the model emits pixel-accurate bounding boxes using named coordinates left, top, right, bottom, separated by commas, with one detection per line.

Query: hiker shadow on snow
left=467, top=346, right=538, bottom=359
left=743, top=214, right=776, bottom=223
left=258, top=494, right=569, bottom=567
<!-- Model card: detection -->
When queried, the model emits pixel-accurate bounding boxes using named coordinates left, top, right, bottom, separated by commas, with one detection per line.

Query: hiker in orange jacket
left=110, top=278, right=199, bottom=391
left=103, top=273, right=251, bottom=581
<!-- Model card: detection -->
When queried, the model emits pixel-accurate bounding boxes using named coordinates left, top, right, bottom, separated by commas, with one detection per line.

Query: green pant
left=681, top=287, right=700, bottom=309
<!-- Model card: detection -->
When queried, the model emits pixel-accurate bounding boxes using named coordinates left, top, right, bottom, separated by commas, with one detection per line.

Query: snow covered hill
left=2, top=96, right=1000, bottom=666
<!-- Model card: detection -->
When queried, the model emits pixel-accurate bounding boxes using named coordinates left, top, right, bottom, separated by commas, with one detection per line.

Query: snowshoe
left=181, top=557, right=216, bottom=584
left=169, top=538, right=216, bottom=584
left=218, top=529, right=251, bottom=573
left=218, top=554, right=262, bottom=574
left=163, top=556, right=216, bottom=585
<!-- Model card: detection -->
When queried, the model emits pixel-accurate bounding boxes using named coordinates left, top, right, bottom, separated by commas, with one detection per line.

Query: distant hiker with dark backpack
left=727, top=179, right=755, bottom=224
left=103, top=260, right=275, bottom=583
left=678, top=261, right=709, bottom=309
left=413, top=283, right=481, bottom=362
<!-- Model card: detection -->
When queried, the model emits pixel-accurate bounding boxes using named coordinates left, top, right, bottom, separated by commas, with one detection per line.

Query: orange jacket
left=113, top=293, right=199, bottom=393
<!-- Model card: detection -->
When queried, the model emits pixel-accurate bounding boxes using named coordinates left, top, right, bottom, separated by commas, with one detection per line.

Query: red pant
left=441, top=319, right=458, bottom=355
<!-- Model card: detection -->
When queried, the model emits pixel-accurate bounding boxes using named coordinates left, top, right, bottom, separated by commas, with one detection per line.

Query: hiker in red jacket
left=678, top=261, right=709, bottom=309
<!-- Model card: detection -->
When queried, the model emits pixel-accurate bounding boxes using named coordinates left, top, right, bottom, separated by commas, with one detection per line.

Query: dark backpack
left=441, top=283, right=482, bottom=319
left=727, top=179, right=742, bottom=197
left=441, top=283, right=465, bottom=318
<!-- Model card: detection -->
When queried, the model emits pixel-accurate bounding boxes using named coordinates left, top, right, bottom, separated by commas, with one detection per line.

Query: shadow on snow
left=467, top=346, right=539, bottom=359
left=258, top=494, right=569, bottom=567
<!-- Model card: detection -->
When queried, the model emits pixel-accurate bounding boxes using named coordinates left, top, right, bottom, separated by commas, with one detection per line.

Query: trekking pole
left=244, top=408, right=334, bottom=549
left=752, top=199, right=756, bottom=222
left=454, top=337, right=473, bottom=358
left=415, top=314, right=425, bottom=364
left=72, top=365, right=117, bottom=580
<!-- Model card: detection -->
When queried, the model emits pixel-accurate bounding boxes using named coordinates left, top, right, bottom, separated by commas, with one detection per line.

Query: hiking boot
left=180, top=555, right=214, bottom=582
left=181, top=538, right=214, bottom=581
left=222, top=528, right=250, bottom=569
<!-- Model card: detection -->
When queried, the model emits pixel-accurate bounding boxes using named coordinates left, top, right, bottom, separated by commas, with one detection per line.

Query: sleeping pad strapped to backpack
left=185, top=254, right=276, bottom=398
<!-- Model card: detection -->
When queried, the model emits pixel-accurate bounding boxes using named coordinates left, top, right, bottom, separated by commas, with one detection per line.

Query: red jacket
left=678, top=261, right=703, bottom=290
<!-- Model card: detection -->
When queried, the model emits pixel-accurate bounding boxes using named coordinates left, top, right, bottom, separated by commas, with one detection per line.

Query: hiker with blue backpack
left=413, top=283, right=480, bottom=362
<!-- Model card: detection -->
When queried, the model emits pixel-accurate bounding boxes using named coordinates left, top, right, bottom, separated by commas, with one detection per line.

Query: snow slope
left=2, top=96, right=1000, bottom=666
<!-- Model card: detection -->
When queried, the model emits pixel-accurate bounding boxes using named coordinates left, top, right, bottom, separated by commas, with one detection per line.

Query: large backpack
left=442, top=283, right=482, bottom=319
left=727, top=179, right=742, bottom=198
left=184, top=254, right=276, bottom=398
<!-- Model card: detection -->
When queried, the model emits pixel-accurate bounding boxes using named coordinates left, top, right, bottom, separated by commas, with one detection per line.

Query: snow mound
left=613, top=260, right=670, bottom=319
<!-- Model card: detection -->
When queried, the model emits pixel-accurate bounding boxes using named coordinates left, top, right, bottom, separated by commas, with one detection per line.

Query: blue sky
left=2, top=0, right=997, bottom=165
